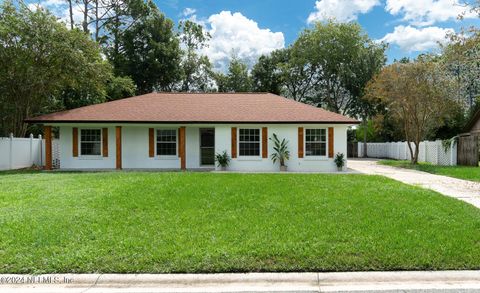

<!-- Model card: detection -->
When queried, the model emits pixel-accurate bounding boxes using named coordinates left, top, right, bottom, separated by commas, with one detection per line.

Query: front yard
left=0, top=171, right=479, bottom=273
left=379, top=160, right=480, bottom=182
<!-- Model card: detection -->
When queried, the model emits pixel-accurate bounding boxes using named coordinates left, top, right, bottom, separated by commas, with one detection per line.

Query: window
left=80, top=129, right=101, bottom=156
left=239, top=128, right=260, bottom=156
left=157, top=129, right=177, bottom=156
left=305, top=129, right=326, bottom=156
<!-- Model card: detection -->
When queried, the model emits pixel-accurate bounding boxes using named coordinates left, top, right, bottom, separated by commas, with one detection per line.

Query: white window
left=80, top=129, right=101, bottom=156
left=157, top=129, right=177, bottom=156
left=239, top=128, right=260, bottom=156
left=305, top=129, right=327, bottom=157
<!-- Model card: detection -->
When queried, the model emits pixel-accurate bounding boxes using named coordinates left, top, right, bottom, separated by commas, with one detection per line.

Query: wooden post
left=116, top=126, right=122, bottom=170
left=179, top=126, right=186, bottom=170
left=44, top=126, right=52, bottom=170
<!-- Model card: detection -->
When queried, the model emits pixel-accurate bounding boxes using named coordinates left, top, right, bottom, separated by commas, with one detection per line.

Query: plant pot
left=220, top=166, right=227, bottom=171
left=280, top=165, right=287, bottom=172
left=337, top=166, right=343, bottom=172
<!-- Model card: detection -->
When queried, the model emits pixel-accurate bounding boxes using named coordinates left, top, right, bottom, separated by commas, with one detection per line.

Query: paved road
left=0, top=271, right=479, bottom=292
left=348, top=159, right=480, bottom=208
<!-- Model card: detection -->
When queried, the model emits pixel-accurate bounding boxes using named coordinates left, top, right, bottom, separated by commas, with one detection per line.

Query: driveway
left=348, top=159, right=480, bottom=209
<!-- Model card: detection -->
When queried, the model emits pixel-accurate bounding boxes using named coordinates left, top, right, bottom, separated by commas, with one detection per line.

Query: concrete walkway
left=0, top=271, right=480, bottom=292
left=348, top=159, right=480, bottom=208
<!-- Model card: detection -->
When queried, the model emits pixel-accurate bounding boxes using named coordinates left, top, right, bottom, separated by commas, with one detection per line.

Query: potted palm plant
left=334, top=152, right=345, bottom=171
left=270, top=133, right=290, bottom=171
left=215, top=150, right=230, bottom=171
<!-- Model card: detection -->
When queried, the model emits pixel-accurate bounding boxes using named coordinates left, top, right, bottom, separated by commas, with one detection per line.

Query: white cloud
left=385, top=0, right=476, bottom=26
left=28, top=0, right=85, bottom=28
left=200, top=11, right=285, bottom=71
left=182, top=7, right=196, bottom=17
left=380, top=25, right=453, bottom=52
left=307, top=0, right=380, bottom=23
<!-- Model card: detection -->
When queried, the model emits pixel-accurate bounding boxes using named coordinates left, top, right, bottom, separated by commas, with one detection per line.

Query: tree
left=296, top=21, right=386, bottom=116
left=365, top=59, right=456, bottom=164
left=106, top=76, right=136, bottom=101
left=177, top=20, right=214, bottom=92
left=0, top=1, right=111, bottom=137
left=251, top=51, right=284, bottom=95
left=216, top=57, right=252, bottom=92
left=112, top=1, right=181, bottom=94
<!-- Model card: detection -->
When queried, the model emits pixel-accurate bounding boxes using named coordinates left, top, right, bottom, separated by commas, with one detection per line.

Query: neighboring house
left=26, top=93, right=359, bottom=171
left=465, top=109, right=480, bottom=135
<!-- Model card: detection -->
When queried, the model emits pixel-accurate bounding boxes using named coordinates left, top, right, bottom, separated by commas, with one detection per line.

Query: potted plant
left=334, top=152, right=345, bottom=171
left=270, top=133, right=290, bottom=171
left=215, top=151, right=231, bottom=171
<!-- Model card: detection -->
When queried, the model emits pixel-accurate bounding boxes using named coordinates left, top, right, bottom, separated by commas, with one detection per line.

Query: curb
left=0, top=271, right=479, bottom=292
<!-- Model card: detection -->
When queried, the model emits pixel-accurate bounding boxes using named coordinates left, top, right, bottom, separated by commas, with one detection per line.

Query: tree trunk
left=406, top=141, right=415, bottom=164
left=68, top=0, right=74, bottom=29
left=412, top=141, right=420, bottom=164
left=362, top=118, right=368, bottom=158
left=83, top=1, right=89, bottom=33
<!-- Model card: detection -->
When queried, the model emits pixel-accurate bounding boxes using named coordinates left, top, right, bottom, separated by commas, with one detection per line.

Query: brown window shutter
left=298, top=127, right=304, bottom=158
left=148, top=128, right=154, bottom=157
left=328, top=127, right=334, bottom=158
left=231, top=127, right=237, bottom=158
left=72, top=127, right=78, bottom=157
left=102, top=128, right=108, bottom=157
left=262, top=127, right=268, bottom=158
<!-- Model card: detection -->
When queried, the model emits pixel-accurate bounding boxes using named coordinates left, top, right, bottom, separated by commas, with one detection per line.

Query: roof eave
left=24, top=119, right=361, bottom=125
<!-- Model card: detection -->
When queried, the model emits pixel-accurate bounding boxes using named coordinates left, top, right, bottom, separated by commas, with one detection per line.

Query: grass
left=378, top=160, right=480, bottom=182
left=0, top=171, right=479, bottom=273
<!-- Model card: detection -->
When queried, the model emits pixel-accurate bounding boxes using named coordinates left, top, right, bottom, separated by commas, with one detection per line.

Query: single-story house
left=26, top=93, right=359, bottom=171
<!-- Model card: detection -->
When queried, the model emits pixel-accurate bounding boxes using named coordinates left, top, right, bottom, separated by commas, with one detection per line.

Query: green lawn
left=379, top=160, right=480, bottom=182
left=0, top=171, right=479, bottom=273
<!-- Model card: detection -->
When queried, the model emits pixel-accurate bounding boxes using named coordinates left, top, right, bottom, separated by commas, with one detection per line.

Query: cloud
left=28, top=0, right=85, bottom=28
left=200, top=11, right=285, bottom=71
left=307, top=0, right=380, bottom=23
left=380, top=25, right=453, bottom=52
left=385, top=0, right=476, bottom=26
left=182, top=7, right=196, bottom=17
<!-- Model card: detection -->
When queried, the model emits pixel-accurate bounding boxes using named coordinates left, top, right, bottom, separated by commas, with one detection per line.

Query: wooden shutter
left=328, top=127, right=334, bottom=158
left=298, top=127, right=304, bottom=158
left=45, top=126, right=52, bottom=170
left=179, top=127, right=186, bottom=170
left=148, top=128, right=154, bottom=157
left=262, top=127, right=268, bottom=158
left=116, top=126, right=122, bottom=169
left=72, top=127, right=78, bottom=157
left=102, top=128, right=108, bottom=157
left=231, top=127, right=237, bottom=158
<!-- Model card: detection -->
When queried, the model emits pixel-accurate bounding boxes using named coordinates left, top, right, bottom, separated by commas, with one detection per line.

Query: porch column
left=44, top=125, right=52, bottom=170
left=116, top=126, right=122, bottom=170
left=179, top=126, right=186, bottom=170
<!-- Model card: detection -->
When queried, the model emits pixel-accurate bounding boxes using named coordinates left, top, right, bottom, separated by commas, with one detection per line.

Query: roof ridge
left=152, top=92, right=271, bottom=95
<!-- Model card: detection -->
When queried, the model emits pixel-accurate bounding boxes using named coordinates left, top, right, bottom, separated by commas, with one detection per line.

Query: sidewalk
left=348, top=159, right=480, bottom=208
left=1, top=271, right=480, bottom=292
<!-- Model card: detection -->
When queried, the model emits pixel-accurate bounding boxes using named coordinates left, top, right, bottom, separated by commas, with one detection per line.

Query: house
left=26, top=93, right=359, bottom=171
left=465, top=109, right=480, bottom=135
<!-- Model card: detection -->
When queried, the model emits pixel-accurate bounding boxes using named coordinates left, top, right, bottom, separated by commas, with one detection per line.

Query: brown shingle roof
left=25, top=92, right=359, bottom=124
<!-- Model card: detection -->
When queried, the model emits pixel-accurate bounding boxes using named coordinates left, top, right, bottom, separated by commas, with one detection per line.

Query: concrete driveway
left=348, top=159, right=480, bottom=209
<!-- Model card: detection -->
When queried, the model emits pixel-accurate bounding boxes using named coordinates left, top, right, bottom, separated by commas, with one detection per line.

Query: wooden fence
left=457, top=134, right=479, bottom=166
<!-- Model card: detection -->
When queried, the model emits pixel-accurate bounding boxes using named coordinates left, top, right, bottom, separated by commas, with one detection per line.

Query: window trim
left=304, top=128, right=328, bottom=159
left=155, top=128, right=178, bottom=158
left=237, top=127, right=262, bottom=159
left=78, top=128, right=103, bottom=158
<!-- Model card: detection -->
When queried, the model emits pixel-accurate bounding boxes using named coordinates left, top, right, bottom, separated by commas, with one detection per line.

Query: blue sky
left=155, top=0, right=479, bottom=69
left=24, top=0, right=480, bottom=71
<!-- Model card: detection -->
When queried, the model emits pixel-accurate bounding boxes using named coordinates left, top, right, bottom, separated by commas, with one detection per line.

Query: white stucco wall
left=56, top=123, right=349, bottom=171
left=215, top=124, right=348, bottom=172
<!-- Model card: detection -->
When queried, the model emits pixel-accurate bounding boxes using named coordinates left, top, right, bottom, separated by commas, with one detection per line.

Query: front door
left=200, top=128, right=215, bottom=166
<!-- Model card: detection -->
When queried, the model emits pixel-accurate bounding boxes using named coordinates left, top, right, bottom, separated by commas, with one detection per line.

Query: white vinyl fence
left=0, top=134, right=60, bottom=170
left=358, top=140, right=457, bottom=166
